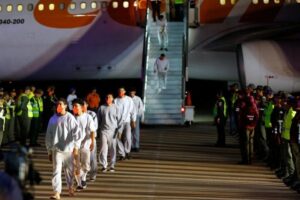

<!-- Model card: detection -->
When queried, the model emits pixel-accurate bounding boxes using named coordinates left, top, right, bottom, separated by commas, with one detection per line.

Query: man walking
left=153, top=54, right=170, bottom=93
left=45, top=98, right=81, bottom=199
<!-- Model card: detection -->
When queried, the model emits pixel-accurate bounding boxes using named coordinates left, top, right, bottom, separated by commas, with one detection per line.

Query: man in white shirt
left=98, top=94, right=120, bottom=171
left=72, top=98, right=96, bottom=191
left=83, top=100, right=98, bottom=181
left=114, top=88, right=137, bottom=160
left=45, top=98, right=81, bottom=199
left=66, top=88, right=77, bottom=112
left=130, top=88, right=144, bottom=152
left=153, top=54, right=170, bottom=93
left=157, top=15, right=168, bottom=51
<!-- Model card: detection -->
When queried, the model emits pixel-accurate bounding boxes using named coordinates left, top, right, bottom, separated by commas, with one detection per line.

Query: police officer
left=213, top=91, right=227, bottom=147
left=29, top=89, right=43, bottom=147
left=16, top=87, right=33, bottom=146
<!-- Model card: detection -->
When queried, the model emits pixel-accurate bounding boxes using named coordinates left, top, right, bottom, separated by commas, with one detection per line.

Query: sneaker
left=126, top=153, right=131, bottom=160
left=90, top=177, right=96, bottom=182
left=109, top=167, right=115, bottom=172
left=131, top=148, right=140, bottom=152
left=82, top=181, right=87, bottom=189
left=101, top=167, right=107, bottom=172
left=50, top=192, right=60, bottom=199
left=76, top=186, right=83, bottom=191
left=118, top=156, right=126, bottom=161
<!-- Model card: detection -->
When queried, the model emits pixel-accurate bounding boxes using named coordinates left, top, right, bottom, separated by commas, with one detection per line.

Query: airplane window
left=27, top=4, right=33, bottom=11
left=296, top=0, right=300, bottom=3
left=0, top=5, right=2, bottom=12
left=80, top=2, right=87, bottom=9
left=49, top=3, right=55, bottom=11
left=123, top=1, right=129, bottom=8
left=7, top=4, right=13, bottom=12
left=59, top=3, right=65, bottom=10
left=252, top=0, right=259, bottom=4
left=231, top=0, right=236, bottom=4
left=274, top=0, right=280, bottom=3
left=133, top=0, right=138, bottom=7
left=101, top=1, right=108, bottom=9
left=17, top=4, right=23, bottom=12
left=91, top=2, right=97, bottom=9
left=220, top=0, right=226, bottom=5
left=70, top=2, right=76, bottom=10
left=112, top=1, right=118, bottom=8
left=38, top=4, right=44, bottom=11
left=263, top=0, right=269, bottom=3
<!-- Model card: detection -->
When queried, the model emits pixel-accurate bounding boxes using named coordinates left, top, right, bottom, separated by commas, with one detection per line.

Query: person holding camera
left=45, top=98, right=81, bottom=199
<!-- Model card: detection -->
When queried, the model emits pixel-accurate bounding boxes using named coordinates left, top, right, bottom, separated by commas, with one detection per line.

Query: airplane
left=0, top=0, right=300, bottom=92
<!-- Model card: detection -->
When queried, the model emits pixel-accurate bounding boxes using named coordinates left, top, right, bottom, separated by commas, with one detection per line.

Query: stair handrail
left=141, top=1, right=151, bottom=101
left=182, top=0, right=189, bottom=102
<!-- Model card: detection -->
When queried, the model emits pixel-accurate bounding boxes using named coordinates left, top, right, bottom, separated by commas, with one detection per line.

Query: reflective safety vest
left=221, top=96, right=227, bottom=117
left=5, top=105, right=10, bottom=120
left=37, top=97, right=43, bottom=112
left=31, top=97, right=40, bottom=118
left=282, top=107, right=296, bottom=140
left=17, top=94, right=33, bottom=118
left=175, top=0, right=184, bottom=4
left=264, top=101, right=274, bottom=128
left=213, top=96, right=227, bottom=118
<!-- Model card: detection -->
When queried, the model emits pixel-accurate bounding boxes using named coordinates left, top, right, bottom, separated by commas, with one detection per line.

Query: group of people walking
left=0, top=85, right=144, bottom=199
left=213, top=83, right=300, bottom=193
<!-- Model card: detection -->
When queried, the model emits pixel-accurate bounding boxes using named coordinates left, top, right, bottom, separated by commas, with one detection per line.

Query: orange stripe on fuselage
left=240, top=1, right=283, bottom=23
left=200, top=0, right=238, bottom=24
left=34, top=0, right=100, bottom=29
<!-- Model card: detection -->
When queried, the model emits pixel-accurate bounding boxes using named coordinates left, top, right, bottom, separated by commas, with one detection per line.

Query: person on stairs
left=153, top=54, right=170, bottom=93
left=157, top=15, right=168, bottom=51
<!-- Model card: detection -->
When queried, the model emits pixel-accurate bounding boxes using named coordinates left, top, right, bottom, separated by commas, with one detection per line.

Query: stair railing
left=182, top=0, right=189, bottom=102
left=141, top=1, right=151, bottom=101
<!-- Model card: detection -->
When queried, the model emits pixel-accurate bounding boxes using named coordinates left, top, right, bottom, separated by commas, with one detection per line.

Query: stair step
left=142, top=103, right=183, bottom=109
left=145, top=99, right=182, bottom=104
left=145, top=109, right=182, bottom=114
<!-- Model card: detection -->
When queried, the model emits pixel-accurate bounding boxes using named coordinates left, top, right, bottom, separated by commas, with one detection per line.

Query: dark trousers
left=245, top=128, right=255, bottom=164
left=151, top=1, right=161, bottom=21
left=216, top=117, right=226, bottom=145
left=3, top=118, right=15, bottom=144
left=174, top=4, right=184, bottom=21
left=17, top=115, right=31, bottom=146
left=30, top=117, right=40, bottom=145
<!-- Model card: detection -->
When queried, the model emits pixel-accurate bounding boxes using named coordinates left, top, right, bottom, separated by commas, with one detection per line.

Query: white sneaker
left=101, top=167, right=107, bottom=172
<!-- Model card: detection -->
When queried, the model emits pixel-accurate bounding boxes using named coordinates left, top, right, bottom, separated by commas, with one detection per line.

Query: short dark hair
left=72, top=98, right=84, bottom=106
left=57, top=98, right=67, bottom=105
